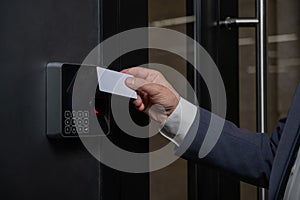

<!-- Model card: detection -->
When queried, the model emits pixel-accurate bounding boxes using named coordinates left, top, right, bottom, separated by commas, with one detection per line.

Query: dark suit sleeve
left=176, top=107, right=286, bottom=188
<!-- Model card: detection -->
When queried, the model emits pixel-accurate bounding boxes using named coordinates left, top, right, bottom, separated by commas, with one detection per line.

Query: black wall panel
left=0, top=0, right=100, bottom=199
left=0, top=0, right=149, bottom=200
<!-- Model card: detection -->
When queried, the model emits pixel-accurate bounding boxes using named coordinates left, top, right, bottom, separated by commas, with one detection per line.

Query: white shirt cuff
left=159, top=98, right=197, bottom=146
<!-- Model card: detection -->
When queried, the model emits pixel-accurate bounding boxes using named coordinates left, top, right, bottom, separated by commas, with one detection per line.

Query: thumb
left=125, top=77, right=162, bottom=96
left=125, top=77, right=149, bottom=90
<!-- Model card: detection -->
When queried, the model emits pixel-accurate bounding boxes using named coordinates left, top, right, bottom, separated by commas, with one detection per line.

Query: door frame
left=186, top=0, right=240, bottom=199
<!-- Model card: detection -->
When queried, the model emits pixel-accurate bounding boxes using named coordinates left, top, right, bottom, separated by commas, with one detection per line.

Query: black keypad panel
left=64, top=110, right=89, bottom=135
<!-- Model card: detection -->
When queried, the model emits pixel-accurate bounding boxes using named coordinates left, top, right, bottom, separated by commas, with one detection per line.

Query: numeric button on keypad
left=72, top=111, right=77, bottom=117
left=65, top=126, right=71, bottom=134
left=65, top=111, right=71, bottom=118
left=83, top=111, right=89, bottom=117
left=77, top=111, right=83, bottom=118
left=83, top=127, right=89, bottom=133
left=65, top=119, right=71, bottom=126
left=77, top=127, right=83, bottom=134
left=71, top=127, right=77, bottom=134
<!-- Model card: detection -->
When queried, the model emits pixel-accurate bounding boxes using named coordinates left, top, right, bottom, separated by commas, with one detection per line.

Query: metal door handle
left=219, top=0, right=268, bottom=199
left=219, top=17, right=259, bottom=28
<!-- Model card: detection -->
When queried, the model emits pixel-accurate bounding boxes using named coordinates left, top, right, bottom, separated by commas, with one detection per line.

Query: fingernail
left=125, top=77, right=134, bottom=86
left=121, top=69, right=128, bottom=73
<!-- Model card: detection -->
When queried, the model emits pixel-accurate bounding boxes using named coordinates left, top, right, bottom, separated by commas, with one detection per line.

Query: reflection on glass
left=149, top=0, right=188, bottom=200
left=239, top=0, right=300, bottom=200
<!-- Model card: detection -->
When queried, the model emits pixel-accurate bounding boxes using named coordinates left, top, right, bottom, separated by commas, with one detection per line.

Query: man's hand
left=122, top=67, right=180, bottom=123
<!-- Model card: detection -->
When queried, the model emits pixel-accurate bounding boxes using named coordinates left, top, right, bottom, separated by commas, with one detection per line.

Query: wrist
left=160, top=97, right=197, bottom=146
left=166, top=97, right=179, bottom=117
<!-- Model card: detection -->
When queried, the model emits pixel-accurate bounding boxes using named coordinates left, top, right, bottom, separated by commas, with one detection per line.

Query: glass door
left=148, top=0, right=241, bottom=199
left=239, top=0, right=300, bottom=199
left=149, top=1, right=189, bottom=200
left=148, top=0, right=300, bottom=199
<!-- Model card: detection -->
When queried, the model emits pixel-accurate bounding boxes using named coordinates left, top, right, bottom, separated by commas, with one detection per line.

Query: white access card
left=96, top=67, right=137, bottom=99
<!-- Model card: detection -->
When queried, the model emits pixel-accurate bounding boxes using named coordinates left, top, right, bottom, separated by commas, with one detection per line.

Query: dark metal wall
left=0, top=0, right=148, bottom=200
left=0, top=0, right=100, bottom=199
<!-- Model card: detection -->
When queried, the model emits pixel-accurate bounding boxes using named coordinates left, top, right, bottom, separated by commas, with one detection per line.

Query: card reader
left=46, top=62, right=110, bottom=138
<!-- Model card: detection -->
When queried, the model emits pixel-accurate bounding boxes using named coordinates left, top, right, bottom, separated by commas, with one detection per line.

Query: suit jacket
left=176, top=84, right=300, bottom=200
